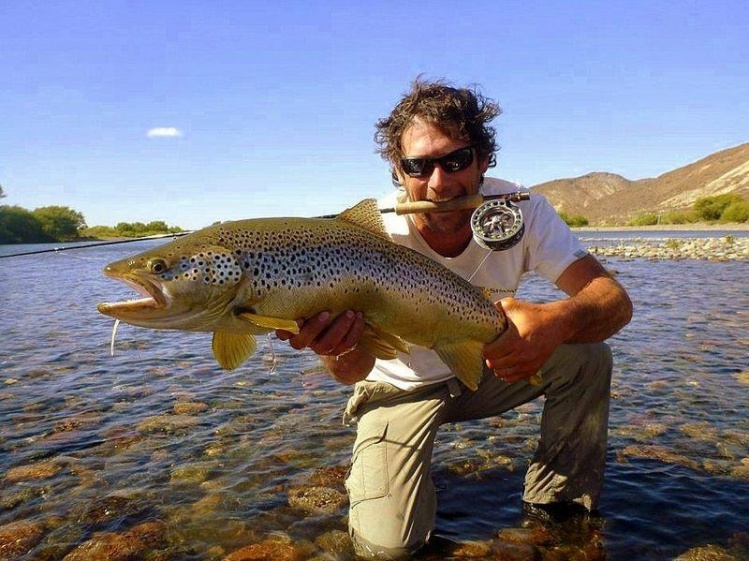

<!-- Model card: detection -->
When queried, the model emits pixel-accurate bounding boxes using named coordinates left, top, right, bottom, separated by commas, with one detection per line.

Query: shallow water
left=0, top=238, right=747, bottom=560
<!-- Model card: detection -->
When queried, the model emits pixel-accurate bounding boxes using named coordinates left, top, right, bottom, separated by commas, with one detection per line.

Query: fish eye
left=147, top=258, right=169, bottom=274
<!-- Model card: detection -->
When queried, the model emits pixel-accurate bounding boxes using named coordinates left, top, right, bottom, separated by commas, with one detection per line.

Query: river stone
left=222, top=537, right=309, bottom=561
left=0, top=520, right=44, bottom=560
left=4, top=461, right=61, bottom=483
left=287, top=485, right=347, bottom=515
left=673, top=544, right=738, bottom=560
left=173, top=401, right=209, bottom=415
left=136, top=414, right=200, bottom=433
left=61, top=520, right=166, bottom=561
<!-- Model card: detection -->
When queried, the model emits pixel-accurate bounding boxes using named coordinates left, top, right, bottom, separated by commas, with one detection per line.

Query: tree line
left=0, top=202, right=183, bottom=245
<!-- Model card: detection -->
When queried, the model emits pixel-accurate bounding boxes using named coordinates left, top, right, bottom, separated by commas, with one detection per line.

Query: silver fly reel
left=471, top=198, right=525, bottom=251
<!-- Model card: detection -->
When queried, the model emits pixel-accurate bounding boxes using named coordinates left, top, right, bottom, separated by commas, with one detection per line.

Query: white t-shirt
left=366, top=177, right=589, bottom=390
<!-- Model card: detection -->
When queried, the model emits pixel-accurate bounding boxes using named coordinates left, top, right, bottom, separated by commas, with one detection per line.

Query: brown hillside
left=531, top=142, right=749, bottom=225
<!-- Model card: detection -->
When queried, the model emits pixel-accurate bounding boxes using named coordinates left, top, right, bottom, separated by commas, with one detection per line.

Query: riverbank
left=574, top=223, right=749, bottom=233
left=583, top=235, right=749, bottom=260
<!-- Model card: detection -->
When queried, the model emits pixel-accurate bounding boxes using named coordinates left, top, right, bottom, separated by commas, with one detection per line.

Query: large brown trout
left=97, top=199, right=507, bottom=390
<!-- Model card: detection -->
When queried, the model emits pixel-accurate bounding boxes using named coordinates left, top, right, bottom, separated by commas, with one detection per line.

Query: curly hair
left=374, top=77, right=501, bottom=169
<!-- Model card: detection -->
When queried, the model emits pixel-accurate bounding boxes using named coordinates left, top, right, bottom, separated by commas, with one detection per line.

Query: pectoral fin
left=239, top=312, right=300, bottom=334
left=433, top=340, right=486, bottom=391
left=212, top=331, right=257, bottom=370
left=357, top=324, right=410, bottom=360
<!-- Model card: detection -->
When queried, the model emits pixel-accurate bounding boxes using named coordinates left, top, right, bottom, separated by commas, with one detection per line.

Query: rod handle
left=395, top=194, right=485, bottom=215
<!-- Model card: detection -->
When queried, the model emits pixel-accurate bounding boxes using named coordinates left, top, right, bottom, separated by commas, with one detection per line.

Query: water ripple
left=0, top=242, right=747, bottom=560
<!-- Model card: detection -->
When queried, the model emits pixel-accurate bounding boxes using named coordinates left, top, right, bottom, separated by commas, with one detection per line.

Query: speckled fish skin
left=97, top=199, right=507, bottom=389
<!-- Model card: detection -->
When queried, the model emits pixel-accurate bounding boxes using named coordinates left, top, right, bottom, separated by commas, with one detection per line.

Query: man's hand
left=485, top=254, right=633, bottom=384
left=276, top=310, right=375, bottom=385
left=483, top=297, right=565, bottom=383
left=276, top=310, right=366, bottom=357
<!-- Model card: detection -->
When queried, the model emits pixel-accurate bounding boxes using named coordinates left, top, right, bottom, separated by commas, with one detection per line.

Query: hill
left=531, top=143, right=749, bottom=225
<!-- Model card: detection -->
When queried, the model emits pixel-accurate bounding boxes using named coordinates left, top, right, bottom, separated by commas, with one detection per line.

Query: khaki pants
left=344, top=343, right=613, bottom=560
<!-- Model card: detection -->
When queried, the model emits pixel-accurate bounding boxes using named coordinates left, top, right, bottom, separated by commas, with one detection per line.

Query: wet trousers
left=343, top=343, right=613, bottom=560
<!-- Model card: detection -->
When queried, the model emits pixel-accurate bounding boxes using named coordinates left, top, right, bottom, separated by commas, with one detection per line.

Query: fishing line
left=464, top=246, right=517, bottom=297
left=265, top=334, right=278, bottom=374
left=110, top=319, right=121, bottom=357
left=466, top=248, right=494, bottom=284
left=50, top=248, right=101, bottom=262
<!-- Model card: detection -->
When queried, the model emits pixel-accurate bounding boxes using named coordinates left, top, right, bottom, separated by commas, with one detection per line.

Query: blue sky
left=2, top=0, right=747, bottom=230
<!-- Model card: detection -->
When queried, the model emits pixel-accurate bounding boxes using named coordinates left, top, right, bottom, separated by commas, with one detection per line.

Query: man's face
left=396, top=119, right=489, bottom=241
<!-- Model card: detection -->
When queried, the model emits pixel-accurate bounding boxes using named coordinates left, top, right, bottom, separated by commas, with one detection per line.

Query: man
left=277, top=78, right=633, bottom=559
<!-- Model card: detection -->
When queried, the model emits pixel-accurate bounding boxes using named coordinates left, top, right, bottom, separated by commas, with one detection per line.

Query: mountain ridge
left=530, top=142, right=749, bottom=225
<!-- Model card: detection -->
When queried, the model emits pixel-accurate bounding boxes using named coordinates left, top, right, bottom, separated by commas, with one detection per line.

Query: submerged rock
left=313, top=529, right=354, bottom=558
left=616, top=444, right=702, bottom=471
left=70, top=491, right=151, bottom=527
left=287, top=485, right=347, bottom=515
left=0, top=486, right=37, bottom=510
left=4, top=461, right=61, bottom=483
left=173, top=401, right=209, bottom=415
left=730, top=459, right=749, bottom=481
left=674, top=544, right=739, bottom=560
left=680, top=422, right=719, bottom=441
left=222, top=535, right=311, bottom=561
left=304, top=465, right=348, bottom=487
left=0, top=519, right=44, bottom=560
left=61, top=520, right=166, bottom=561
left=169, top=461, right=216, bottom=485
left=136, top=414, right=201, bottom=433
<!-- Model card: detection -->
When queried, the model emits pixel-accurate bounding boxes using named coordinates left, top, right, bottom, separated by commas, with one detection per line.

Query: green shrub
left=559, top=212, right=589, bottom=227
left=661, top=210, right=698, bottom=224
left=627, top=212, right=659, bottom=226
left=720, top=201, right=749, bottom=223
left=693, top=194, right=745, bottom=221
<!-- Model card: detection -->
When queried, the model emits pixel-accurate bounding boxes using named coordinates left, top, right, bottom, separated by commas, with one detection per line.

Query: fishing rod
left=0, top=233, right=192, bottom=259
left=0, top=192, right=530, bottom=258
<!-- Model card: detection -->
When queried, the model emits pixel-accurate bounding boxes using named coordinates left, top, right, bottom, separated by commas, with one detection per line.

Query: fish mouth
left=97, top=269, right=220, bottom=331
left=97, top=271, right=169, bottom=318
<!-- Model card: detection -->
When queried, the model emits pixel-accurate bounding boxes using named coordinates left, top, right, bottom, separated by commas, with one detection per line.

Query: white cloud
left=146, top=127, right=183, bottom=138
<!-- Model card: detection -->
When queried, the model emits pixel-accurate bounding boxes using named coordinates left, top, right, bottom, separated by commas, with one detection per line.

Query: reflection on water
left=0, top=239, right=747, bottom=560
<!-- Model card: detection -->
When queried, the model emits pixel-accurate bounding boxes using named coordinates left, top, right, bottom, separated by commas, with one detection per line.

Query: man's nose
left=427, top=163, right=449, bottom=192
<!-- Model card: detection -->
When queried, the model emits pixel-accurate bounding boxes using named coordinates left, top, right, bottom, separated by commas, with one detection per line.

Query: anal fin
left=433, top=339, right=486, bottom=391
left=357, top=324, right=410, bottom=360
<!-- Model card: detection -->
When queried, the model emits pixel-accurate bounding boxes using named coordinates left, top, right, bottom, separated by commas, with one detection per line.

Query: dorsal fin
left=336, top=199, right=391, bottom=240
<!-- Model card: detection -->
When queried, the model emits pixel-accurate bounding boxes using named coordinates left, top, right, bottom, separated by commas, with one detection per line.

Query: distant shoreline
left=573, top=223, right=748, bottom=232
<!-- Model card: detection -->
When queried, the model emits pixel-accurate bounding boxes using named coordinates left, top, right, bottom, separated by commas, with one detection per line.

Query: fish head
left=97, top=233, right=247, bottom=331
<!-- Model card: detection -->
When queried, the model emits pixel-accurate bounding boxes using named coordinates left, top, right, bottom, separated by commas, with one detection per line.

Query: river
left=0, top=234, right=747, bottom=560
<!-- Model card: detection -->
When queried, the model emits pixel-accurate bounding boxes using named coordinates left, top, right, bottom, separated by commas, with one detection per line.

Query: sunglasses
left=399, top=146, right=475, bottom=178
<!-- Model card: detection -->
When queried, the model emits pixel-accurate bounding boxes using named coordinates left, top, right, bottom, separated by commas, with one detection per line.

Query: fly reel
left=470, top=197, right=526, bottom=251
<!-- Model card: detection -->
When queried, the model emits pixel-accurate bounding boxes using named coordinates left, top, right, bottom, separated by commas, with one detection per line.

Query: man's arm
left=548, top=253, right=633, bottom=343
left=484, top=254, right=632, bottom=383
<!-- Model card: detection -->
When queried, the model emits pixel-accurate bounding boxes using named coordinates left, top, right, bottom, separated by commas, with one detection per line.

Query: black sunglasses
left=399, top=146, right=474, bottom=178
